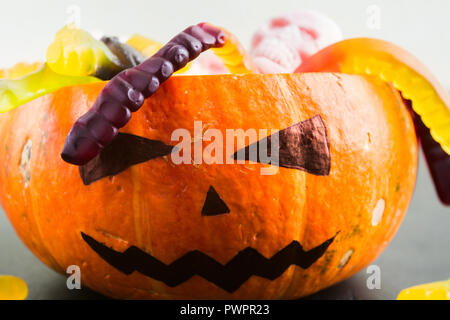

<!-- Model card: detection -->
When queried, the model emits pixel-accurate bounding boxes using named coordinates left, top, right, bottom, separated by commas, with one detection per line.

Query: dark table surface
left=0, top=153, right=449, bottom=300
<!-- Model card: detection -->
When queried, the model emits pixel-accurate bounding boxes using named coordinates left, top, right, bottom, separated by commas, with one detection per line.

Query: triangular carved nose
left=202, top=186, right=230, bottom=216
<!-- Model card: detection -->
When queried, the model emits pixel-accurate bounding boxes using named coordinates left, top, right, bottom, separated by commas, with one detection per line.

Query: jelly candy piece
left=0, top=62, right=42, bottom=79
left=101, top=36, right=144, bottom=69
left=99, top=36, right=145, bottom=79
left=126, top=34, right=162, bottom=57
left=0, top=275, right=28, bottom=300
left=251, top=10, right=342, bottom=73
left=397, top=279, right=450, bottom=300
left=188, top=50, right=229, bottom=75
left=61, top=23, right=226, bottom=165
left=46, top=25, right=122, bottom=79
left=208, top=24, right=258, bottom=74
left=0, top=63, right=100, bottom=113
left=297, top=38, right=450, bottom=156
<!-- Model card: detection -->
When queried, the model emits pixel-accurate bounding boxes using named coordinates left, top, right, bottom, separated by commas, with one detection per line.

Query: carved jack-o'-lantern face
left=79, top=114, right=334, bottom=293
left=0, top=73, right=417, bottom=299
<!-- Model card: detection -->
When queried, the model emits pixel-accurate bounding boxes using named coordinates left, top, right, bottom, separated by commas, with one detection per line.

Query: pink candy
left=251, top=10, right=342, bottom=73
left=185, top=51, right=229, bottom=75
left=184, top=10, right=342, bottom=75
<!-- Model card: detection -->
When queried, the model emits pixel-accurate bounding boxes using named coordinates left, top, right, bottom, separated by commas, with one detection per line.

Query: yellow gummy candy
left=212, top=26, right=258, bottom=74
left=345, top=56, right=450, bottom=145
left=0, top=63, right=100, bottom=113
left=0, top=275, right=28, bottom=300
left=0, top=62, right=43, bottom=79
left=126, top=34, right=162, bottom=57
left=397, top=279, right=450, bottom=300
left=46, top=24, right=120, bottom=77
left=298, top=38, right=450, bottom=155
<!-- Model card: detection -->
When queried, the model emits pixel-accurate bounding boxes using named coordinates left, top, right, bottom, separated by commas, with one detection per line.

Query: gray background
left=1, top=0, right=450, bottom=86
left=0, top=0, right=449, bottom=299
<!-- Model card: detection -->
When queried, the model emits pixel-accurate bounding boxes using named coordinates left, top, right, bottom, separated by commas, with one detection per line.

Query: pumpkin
left=0, top=72, right=417, bottom=299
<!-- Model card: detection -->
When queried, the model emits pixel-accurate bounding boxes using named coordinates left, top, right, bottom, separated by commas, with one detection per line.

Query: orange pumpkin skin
left=0, top=73, right=417, bottom=299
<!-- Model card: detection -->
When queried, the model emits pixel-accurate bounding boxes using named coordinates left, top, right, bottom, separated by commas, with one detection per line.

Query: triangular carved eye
left=202, top=186, right=230, bottom=216
left=232, top=115, right=331, bottom=176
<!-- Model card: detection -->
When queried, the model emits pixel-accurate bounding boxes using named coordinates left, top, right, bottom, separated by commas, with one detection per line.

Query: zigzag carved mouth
left=81, top=232, right=336, bottom=293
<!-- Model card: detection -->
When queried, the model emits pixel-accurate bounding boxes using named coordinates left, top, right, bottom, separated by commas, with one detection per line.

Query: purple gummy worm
left=61, top=23, right=226, bottom=165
